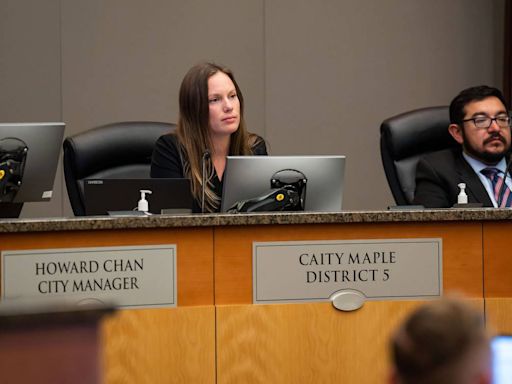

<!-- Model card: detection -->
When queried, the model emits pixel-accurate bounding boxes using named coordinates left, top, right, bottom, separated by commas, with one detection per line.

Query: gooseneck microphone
left=201, top=150, right=211, bottom=213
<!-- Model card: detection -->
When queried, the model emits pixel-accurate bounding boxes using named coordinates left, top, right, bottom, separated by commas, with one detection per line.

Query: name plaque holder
left=253, top=238, right=442, bottom=306
left=1, top=244, right=177, bottom=309
left=330, top=289, right=365, bottom=311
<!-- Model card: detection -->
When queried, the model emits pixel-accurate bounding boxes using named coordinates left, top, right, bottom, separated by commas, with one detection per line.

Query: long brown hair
left=176, top=62, right=256, bottom=212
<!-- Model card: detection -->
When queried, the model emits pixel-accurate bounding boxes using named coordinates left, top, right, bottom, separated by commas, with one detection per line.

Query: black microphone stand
left=201, top=150, right=210, bottom=213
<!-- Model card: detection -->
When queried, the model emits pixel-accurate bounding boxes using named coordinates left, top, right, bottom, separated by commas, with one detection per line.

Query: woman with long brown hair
left=151, top=62, right=267, bottom=212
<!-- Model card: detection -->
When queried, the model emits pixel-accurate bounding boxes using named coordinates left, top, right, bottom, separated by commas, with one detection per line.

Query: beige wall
left=0, top=0, right=505, bottom=217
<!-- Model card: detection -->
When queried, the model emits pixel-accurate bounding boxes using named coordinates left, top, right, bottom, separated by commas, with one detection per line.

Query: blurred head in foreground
left=390, top=298, right=491, bottom=384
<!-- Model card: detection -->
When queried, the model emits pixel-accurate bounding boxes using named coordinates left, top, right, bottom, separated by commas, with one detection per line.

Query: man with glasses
left=414, top=85, right=512, bottom=208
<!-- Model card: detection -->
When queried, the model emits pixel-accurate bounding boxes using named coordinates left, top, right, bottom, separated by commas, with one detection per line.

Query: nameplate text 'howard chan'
left=1, top=245, right=177, bottom=309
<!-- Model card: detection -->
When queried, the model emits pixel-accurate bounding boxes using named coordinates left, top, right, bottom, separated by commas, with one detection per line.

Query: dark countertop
left=1, top=208, right=512, bottom=233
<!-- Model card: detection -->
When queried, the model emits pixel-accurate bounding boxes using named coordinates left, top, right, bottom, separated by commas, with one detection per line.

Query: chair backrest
left=63, top=121, right=176, bottom=216
left=380, top=106, right=458, bottom=205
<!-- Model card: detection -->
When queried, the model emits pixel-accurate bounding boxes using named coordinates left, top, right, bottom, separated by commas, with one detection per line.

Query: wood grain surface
left=215, top=222, right=483, bottom=304
left=217, top=299, right=485, bottom=384
left=217, top=301, right=425, bottom=384
left=485, top=298, right=512, bottom=334
left=483, top=222, right=512, bottom=297
left=102, top=306, right=215, bottom=384
left=0, top=227, right=214, bottom=306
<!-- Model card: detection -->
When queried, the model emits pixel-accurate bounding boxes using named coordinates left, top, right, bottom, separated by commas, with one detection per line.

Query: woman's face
left=207, top=71, right=240, bottom=138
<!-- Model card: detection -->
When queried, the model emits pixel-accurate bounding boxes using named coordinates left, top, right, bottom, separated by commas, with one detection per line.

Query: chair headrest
left=63, top=121, right=175, bottom=180
left=380, top=106, right=457, bottom=160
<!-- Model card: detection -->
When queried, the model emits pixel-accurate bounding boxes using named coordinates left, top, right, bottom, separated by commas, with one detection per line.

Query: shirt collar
left=462, top=152, right=507, bottom=174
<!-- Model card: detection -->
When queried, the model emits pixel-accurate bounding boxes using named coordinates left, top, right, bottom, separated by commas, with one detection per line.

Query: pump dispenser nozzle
left=138, top=189, right=152, bottom=213
left=457, top=183, right=468, bottom=204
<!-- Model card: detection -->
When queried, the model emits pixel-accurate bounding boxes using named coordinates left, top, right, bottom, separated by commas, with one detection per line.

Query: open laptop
left=83, top=178, right=192, bottom=215
left=220, top=156, right=345, bottom=212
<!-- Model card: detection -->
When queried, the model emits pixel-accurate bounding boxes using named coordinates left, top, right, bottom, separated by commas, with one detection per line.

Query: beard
left=461, top=131, right=510, bottom=165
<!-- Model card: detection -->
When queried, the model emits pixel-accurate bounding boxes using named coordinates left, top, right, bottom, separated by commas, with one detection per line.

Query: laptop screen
left=220, top=156, right=345, bottom=212
left=84, top=178, right=192, bottom=215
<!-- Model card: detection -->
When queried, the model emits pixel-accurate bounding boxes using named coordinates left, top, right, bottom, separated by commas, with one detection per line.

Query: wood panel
left=217, top=299, right=485, bottom=384
left=0, top=227, right=214, bottom=306
left=485, top=298, right=512, bottom=334
left=483, top=222, right=512, bottom=297
left=217, top=301, right=423, bottom=384
left=214, top=222, right=483, bottom=304
left=102, top=306, right=215, bottom=384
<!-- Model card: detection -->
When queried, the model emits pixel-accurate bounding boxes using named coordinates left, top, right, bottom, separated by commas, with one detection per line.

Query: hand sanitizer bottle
left=457, top=183, right=468, bottom=204
left=137, top=189, right=152, bottom=213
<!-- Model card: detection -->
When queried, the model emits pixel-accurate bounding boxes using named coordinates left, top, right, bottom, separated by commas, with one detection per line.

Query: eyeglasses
left=462, top=115, right=512, bottom=129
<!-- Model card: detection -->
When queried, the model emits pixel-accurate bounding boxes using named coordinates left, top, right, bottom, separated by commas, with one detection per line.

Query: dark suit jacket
left=413, top=148, right=493, bottom=208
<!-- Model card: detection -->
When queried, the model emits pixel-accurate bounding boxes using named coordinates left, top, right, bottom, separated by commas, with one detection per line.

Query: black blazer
left=413, top=148, right=493, bottom=208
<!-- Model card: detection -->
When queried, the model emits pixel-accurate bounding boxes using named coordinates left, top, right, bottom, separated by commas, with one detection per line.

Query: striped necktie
left=480, top=167, right=512, bottom=208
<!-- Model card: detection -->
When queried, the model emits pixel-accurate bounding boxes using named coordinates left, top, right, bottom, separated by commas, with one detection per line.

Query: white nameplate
left=1, top=245, right=177, bottom=309
left=253, top=239, right=442, bottom=304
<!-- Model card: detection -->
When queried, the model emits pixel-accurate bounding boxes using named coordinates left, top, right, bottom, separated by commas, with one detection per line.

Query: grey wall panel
left=61, top=0, right=265, bottom=137
left=265, top=0, right=504, bottom=209
left=0, top=0, right=63, bottom=218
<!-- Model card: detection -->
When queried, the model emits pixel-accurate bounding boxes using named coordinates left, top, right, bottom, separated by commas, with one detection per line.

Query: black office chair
left=63, top=121, right=175, bottom=216
left=380, top=106, right=458, bottom=205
